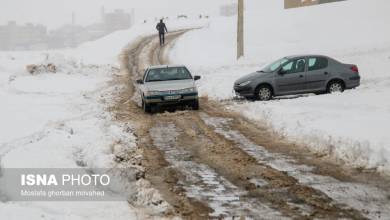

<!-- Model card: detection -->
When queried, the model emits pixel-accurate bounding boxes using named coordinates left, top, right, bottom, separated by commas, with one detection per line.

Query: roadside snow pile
left=169, top=0, right=390, bottom=173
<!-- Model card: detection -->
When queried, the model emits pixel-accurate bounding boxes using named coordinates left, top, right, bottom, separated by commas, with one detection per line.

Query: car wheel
left=142, top=99, right=152, bottom=113
left=327, top=81, right=344, bottom=94
left=192, top=100, right=200, bottom=110
left=255, top=85, right=273, bottom=101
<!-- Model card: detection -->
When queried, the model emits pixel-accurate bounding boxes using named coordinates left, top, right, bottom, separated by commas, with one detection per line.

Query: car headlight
left=146, top=90, right=163, bottom=96
left=238, top=81, right=251, bottom=87
left=180, top=87, right=197, bottom=93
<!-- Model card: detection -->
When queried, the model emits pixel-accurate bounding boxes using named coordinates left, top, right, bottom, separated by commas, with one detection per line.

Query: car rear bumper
left=144, top=93, right=198, bottom=105
left=346, top=76, right=361, bottom=89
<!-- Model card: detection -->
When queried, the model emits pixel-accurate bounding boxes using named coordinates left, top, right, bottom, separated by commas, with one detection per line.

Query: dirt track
left=111, top=31, right=390, bottom=219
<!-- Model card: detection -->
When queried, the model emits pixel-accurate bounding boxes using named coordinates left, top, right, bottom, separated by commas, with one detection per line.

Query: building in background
left=101, top=8, right=133, bottom=33
left=284, top=0, right=346, bottom=9
left=0, top=8, right=134, bottom=51
left=0, top=21, right=48, bottom=50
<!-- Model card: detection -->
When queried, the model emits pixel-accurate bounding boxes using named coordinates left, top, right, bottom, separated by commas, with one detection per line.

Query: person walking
left=156, top=19, right=168, bottom=46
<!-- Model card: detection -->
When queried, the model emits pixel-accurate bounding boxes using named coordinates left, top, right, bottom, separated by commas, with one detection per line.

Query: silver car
left=136, top=65, right=201, bottom=113
left=234, top=55, right=361, bottom=101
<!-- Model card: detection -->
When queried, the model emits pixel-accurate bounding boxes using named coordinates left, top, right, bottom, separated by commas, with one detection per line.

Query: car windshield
left=146, top=67, right=193, bottom=82
left=261, top=58, right=289, bottom=73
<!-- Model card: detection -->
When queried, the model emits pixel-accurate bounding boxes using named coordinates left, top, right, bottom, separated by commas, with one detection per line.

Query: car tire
left=192, top=100, right=200, bottom=110
left=327, top=81, right=345, bottom=94
left=142, top=99, right=152, bottom=113
left=255, top=85, right=273, bottom=101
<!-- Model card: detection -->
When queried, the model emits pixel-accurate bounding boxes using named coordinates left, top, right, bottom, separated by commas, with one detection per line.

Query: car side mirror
left=194, top=75, right=201, bottom=81
left=278, top=69, right=286, bottom=75
left=136, top=79, right=144, bottom=84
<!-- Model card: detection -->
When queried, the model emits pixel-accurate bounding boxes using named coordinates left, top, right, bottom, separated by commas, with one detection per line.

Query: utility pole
left=237, top=0, right=244, bottom=59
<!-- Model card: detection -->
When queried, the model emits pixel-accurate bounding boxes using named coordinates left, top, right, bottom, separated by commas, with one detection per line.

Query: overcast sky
left=0, top=0, right=237, bottom=29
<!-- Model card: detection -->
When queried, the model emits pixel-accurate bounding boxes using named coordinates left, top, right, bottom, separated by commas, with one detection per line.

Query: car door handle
left=299, top=75, right=304, bottom=78
left=324, top=72, right=329, bottom=75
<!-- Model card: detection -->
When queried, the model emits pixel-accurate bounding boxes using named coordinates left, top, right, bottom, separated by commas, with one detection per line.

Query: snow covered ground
left=169, top=0, right=390, bottom=173
left=0, top=19, right=207, bottom=219
left=0, top=49, right=143, bottom=219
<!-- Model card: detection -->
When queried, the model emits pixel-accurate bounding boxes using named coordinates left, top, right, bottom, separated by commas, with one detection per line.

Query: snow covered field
left=0, top=19, right=207, bottom=219
left=169, top=0, right=390, bottom=173
left=0, top=50, right=142, bottom=219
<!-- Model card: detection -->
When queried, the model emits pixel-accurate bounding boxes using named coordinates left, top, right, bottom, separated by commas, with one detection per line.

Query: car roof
left=148, top=65, right=187, bottom=70
left=285, top=54, right=329, bottom=59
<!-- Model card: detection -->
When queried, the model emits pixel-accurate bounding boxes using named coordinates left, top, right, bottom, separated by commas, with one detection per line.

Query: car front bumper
left=144, top=92, right=198, bottom=105
left=234, top=85, right=254, bottom=97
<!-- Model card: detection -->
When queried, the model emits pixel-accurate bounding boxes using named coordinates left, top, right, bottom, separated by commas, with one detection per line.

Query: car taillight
left=351, top=65, right=359, bottom=73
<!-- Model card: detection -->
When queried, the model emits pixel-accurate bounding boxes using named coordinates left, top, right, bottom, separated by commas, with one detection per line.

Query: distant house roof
left=285, top=0, right=346, bottom=9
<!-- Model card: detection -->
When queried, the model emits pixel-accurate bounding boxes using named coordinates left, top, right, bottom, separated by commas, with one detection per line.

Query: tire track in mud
left=149, top=121, right=285, bottom=219
left=198, top=112, right=390, bottom=220
left=112, top=31, right=390, bottom=219
left=114, top=31, right=213, bottom=219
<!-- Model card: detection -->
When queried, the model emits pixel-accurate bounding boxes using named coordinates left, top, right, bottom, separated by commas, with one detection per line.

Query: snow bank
left=71, top=19, right=208, bottom=65
left=169, top=0, right=390, bottom=173
left=172, top=0, right=390, bottom=65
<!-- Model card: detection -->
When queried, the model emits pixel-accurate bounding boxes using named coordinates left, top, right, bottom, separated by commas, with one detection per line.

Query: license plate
left=164, top=95, right=181, bottom=100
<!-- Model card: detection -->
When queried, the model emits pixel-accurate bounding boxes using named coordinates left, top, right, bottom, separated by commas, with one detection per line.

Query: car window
left=281, top=58, right=306, bottom=74
left=308, top=57, right=328, bottom=71
left=261, top=58, right=289, bottom=73
left=146, top=67, right=192, bottom=82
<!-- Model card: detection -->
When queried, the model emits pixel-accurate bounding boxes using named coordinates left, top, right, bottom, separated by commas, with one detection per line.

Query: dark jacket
left=156, top=22, right=168, bottom=34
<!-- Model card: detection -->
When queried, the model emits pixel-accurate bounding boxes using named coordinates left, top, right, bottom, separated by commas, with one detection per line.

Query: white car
left=136, top=65, right=201, bottom=113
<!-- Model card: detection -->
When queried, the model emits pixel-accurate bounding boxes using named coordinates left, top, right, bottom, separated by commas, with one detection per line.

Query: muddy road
left=111, top=31, right=390, bottom=219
